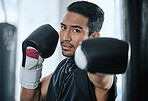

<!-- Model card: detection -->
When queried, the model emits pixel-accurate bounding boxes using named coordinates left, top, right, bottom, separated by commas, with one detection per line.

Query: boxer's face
left=60, top=11, right=89, bottom=57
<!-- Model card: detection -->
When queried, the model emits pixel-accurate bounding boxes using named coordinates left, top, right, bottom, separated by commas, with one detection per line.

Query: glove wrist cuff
left=19, top=65, right=42, bottom=89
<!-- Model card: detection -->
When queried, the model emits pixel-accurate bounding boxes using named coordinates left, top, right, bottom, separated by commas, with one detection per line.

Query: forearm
left=20, top=85, right=41, bottom=101
left=87, top=72, right=114, bottom=90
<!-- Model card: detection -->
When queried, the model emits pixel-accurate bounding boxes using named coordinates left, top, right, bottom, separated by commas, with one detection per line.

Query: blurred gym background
left=0, top=0, right=148, bottom=101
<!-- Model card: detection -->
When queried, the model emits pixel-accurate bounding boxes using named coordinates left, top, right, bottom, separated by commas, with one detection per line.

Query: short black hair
left=67, top=1, right=104, bottom=36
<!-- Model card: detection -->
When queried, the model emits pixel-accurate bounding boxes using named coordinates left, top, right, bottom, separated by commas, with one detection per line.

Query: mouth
left=61, top=42, right=74, bottom=51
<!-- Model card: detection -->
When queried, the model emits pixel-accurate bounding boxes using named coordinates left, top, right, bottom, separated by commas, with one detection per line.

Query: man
left=20, top=1, right=117, bottom=101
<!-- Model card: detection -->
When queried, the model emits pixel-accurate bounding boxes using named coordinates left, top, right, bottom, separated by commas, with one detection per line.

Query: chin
left=62, top=52, right=74, bottom=57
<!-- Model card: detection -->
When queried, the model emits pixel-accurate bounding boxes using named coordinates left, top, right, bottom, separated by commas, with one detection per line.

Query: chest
left=50, top=66, right=96, bottom=101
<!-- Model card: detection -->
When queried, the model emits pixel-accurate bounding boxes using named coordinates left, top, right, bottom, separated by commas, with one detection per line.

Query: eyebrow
left=60, top=23, right=83, bottom=29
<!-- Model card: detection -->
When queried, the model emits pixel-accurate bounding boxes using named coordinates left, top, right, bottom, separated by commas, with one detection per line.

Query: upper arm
left=40, top=73, right=53, bottom=101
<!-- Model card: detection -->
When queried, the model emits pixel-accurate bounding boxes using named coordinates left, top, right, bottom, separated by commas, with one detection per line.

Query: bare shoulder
left=40, top=73, right=53, bottom=101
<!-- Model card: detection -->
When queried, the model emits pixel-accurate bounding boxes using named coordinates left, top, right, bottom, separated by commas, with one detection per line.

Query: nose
left=62, top=29, right=72, bottom=41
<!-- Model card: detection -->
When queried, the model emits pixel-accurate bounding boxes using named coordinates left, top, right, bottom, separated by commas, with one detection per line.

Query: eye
left=73, top=29, right=80, bottom=33
left=61, top=26, right=66, bottom=30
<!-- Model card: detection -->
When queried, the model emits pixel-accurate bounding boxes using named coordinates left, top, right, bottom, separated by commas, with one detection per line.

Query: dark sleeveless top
left=46, top=57, right=117, bottom=101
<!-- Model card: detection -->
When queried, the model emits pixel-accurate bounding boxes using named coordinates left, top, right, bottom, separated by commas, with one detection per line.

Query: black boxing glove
left=20, top=24, right=59, bottom=89
left=22, top=24, right=59, bottom=67
left=74, top=37, right=131, bottom=75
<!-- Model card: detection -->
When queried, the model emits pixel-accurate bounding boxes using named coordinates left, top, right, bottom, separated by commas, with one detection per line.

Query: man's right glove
left=74, top=37, right=131, bottom=75
left=20, top=47, right=44, bottom=89
left=19, top=24, right=59, bottom=89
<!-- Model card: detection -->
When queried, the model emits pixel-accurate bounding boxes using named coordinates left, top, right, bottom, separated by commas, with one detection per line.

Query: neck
left=67, top=56, right=74, bottom=59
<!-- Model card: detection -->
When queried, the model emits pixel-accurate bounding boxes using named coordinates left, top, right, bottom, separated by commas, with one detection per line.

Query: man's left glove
left=74, top=37, right=131, bottom=75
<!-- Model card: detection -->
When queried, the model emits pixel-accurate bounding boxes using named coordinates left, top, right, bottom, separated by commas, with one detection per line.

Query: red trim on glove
left=26, top=49, right=38, bottom=59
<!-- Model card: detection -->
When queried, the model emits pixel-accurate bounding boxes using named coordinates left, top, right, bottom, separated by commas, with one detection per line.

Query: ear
left=89, top=32, right=100, bottom=38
